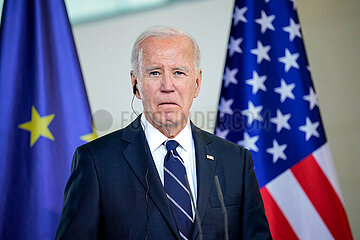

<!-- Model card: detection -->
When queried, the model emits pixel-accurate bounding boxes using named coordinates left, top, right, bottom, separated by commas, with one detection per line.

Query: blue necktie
left=164, top=140, right=194, bottom=240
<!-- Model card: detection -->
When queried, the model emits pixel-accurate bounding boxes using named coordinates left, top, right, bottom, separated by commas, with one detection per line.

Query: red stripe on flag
left=291, top=154, right=353, bottom=240
left=260, top=187, right=298, bottom=240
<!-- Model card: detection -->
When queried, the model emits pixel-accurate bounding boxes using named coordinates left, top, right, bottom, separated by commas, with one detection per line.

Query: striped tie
left=164, top=140, right=194, bottom=240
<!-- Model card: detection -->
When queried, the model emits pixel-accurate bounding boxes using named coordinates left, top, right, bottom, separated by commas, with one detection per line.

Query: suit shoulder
left=82, top=128, right=125, bottom=149
left=77, top=118, right=143, bottom=155
left=80, top=122, right=140, bottom=156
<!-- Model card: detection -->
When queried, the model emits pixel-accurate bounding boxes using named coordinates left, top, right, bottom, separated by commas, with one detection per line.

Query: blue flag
left=0, top=0, right=96, bottom=238
left=215, top=0, right=352, bottom=239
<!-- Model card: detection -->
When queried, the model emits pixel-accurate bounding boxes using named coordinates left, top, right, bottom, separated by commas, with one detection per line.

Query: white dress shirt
left=141, top=114, right=198, bottom=213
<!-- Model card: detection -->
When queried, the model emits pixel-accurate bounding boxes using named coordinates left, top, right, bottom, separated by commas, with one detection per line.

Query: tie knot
left=165, top=140, right=179, bottom=152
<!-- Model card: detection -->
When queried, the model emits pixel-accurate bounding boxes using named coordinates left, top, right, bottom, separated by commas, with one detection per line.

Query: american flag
left=214, top=0, right=353, bottom=239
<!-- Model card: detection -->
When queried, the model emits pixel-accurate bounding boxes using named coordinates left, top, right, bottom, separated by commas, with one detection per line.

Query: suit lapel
left=191, top=124, right=216, bottom=240
left=121, top=116, right=180, bottom=238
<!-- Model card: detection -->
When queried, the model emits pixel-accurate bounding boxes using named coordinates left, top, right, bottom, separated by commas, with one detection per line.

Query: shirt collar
left=141, top=114, right=193, bottom=153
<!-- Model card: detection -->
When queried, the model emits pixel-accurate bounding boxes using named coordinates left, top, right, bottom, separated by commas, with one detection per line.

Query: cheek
left=182, top=87, right=196, bottom=106
left=140, top=82, right=153, bottom=98
left=188, top=83, right=198, bottom=98
left=140, top=84, right=158, bottom=106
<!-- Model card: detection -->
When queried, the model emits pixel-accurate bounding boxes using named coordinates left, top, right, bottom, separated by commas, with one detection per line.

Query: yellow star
left=18, top=106, right=55, bottom=147
left=80, top=124, right=97, bottom=142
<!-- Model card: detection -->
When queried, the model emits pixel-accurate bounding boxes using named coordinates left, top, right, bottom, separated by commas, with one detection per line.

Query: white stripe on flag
left=266, top=169, right=334, bottom=240
left=313, top=143, right=344, bottom=204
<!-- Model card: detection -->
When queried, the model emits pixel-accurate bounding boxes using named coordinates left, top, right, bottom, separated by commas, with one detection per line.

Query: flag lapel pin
left=206, top=154, right=214, bottom=161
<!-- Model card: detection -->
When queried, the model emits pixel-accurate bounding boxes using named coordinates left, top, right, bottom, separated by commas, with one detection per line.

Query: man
left=56, top=26, right=271, bottom=239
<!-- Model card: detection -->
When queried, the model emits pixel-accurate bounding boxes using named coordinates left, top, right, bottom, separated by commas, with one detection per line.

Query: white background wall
left=72, top=0, right=360, bottom=237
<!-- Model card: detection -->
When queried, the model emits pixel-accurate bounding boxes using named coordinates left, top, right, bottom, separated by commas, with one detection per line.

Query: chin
left=158, top=111, right=186, bottom=127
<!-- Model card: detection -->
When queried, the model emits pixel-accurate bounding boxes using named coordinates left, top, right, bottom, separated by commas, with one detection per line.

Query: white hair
left=131, top=25, right=201, bottom=77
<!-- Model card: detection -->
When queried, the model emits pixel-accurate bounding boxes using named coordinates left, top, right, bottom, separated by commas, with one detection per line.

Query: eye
left=149, top=71, right=160, bottom=76
left=174, top=71, right=185, bottom=76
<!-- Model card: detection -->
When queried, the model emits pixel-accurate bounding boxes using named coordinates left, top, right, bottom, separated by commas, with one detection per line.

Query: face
left=131, top=36, right=202, bottom=136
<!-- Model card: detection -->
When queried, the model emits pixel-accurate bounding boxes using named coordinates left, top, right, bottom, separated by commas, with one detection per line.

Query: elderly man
left=56, top=26, right=271, bottom=240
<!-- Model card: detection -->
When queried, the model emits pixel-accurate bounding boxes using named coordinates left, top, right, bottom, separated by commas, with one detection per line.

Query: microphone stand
left=214, top=175, right=229, bottom=240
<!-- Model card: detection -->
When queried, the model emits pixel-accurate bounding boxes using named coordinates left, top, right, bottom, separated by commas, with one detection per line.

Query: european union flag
left=0, top=0, right=96, bottom=239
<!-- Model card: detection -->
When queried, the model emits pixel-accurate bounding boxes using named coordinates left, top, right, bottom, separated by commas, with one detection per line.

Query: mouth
left=159, top=102, right=178, bottom=106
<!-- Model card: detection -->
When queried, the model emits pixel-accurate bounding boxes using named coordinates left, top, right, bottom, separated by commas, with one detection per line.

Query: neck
left=143, top=113, right=188, bottom=139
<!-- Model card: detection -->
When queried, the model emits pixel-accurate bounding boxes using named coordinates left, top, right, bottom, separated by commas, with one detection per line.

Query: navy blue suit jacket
left=55, top=116, right=271, bottom=239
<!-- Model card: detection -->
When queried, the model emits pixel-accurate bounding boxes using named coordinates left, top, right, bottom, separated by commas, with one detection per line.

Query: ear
left=130, top=70, right=141, bottom=99
left=194, top=69, right=202, bottom=98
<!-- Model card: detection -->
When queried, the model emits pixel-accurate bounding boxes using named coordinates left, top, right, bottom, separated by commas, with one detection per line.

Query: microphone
left=214, top=175, right=229, bottom=240
left=184, top=175, right=203, bottom=240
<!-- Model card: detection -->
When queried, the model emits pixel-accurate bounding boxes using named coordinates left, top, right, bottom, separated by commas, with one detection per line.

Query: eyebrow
left=145, top=66, right=162, bottom=73
left=173, top=67, right=189, bottom=72
left=144, top=66, right=190, bottom=73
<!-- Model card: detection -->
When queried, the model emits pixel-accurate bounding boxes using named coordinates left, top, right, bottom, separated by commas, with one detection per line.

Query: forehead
left=139, top=36, right=194, bottom=62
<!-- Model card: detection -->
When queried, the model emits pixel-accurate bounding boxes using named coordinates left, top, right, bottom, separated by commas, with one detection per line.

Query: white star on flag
left=237, top=132, right=259, bottom=152
left=274, top=79, right=295, bottom=102
left=233, top=6, right=248, bottom=25
left=241, top=101, right=263, bottom=124
left=271, top=109, right=291, bottom=132
left=218, top=97, right=234, bottom=118
left=278, top=48, right=299, bottom=72
left=255, top=10, right=275, bottom=34
left=266, top=139, right=287, bottom=163
left=250, top=41, right=271, bottom=63
left=223, top=67, right=238, bottom=87
left=228, top=37, right=243, bottom=57
left=299, top=117, right=320, bottom=141
left=216, top=128, right=229, bottom=139
left=245, top=71, right=267, bottom=94
left=303, top=87, right=319, bottom=110
left=283, top=18, right=302, bottom=41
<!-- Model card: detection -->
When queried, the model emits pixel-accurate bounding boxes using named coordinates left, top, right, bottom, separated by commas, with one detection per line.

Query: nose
left=160, top=71, right=175, bottom=93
